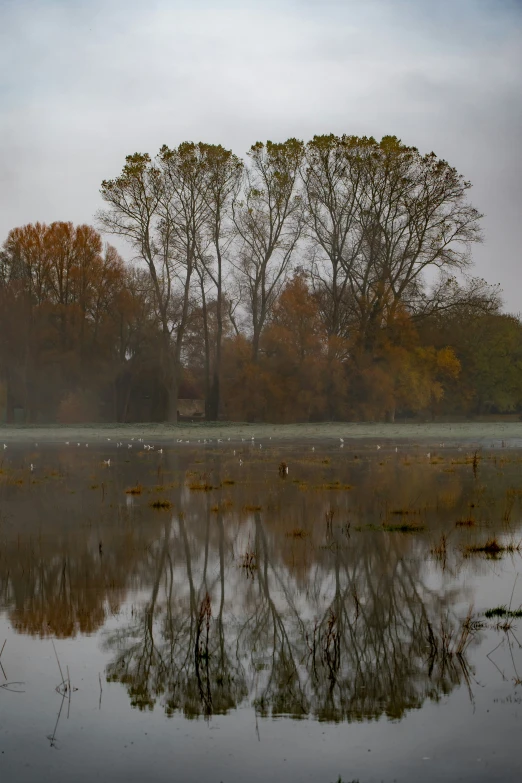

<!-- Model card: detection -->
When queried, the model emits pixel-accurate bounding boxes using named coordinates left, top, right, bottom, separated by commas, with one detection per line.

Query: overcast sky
left=1, top=0, right=521, bottom=310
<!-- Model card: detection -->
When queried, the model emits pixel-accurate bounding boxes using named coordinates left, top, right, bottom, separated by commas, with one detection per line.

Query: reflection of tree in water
left=104, top=503, right=476, bottom=723
left=105, top=510, right=248, bottom=717
left=4, top=445, right=506, bottom=719
left=0, top=459, right=168, bottom=637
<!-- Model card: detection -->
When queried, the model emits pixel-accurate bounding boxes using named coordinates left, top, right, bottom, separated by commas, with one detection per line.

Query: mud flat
left=1, top=420, right=522, bottom=445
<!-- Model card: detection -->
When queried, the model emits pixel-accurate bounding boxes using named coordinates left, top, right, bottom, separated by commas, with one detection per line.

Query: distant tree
left=0, top=221, right=128, bottom=421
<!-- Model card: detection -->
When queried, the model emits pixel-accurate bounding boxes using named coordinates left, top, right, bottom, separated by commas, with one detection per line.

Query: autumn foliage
left=1, top=133, right=520, bottom=423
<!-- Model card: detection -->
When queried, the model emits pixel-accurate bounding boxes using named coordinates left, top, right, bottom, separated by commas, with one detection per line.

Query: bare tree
left=232, top=139, right=304, bottom=361
left=348, top=136, right=483, bottom=352
left=303, top=135, right=483, bottom=355
left=301, top=134, right=367, bottom=339
left=196, top=144, right=243, bottom=420
left=99, top=144, right=212, bottom=421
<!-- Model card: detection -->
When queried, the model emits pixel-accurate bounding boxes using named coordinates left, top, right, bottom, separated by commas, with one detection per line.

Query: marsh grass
left=125, top=485, right=143, bottom=495
left=389, top=508, right=421, bottom=515
left=286, top=527, right=309, bottom=539
left=358, top=521, right=426, bottom=533
left=239, top=550, right=257, bottom=577
left=456, top=518, right=475, bottom=527
left=465, top=537, right=522, bottom=557
left=188, top=482, right=214, bottom=491
left=149, top=499, right=173, bottom=510
left=484, top=605, right=522, bottom=619
left=313, top=481, right=352, bottom=491
left=431, top=534, right=448, bottom=562
left=382, top=521, right=426, bottom=533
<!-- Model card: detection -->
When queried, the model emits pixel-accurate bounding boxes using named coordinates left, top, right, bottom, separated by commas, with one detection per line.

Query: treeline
left=1, top=134, right=521, bottom=424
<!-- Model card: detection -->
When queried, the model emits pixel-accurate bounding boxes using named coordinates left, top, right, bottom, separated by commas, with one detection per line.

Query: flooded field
left=1, top=434, right=522, bottom=781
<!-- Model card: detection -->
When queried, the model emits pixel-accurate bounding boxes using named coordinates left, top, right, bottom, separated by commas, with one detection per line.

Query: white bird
left=85, top=444, right=89, bottom=448
left=259, top=444, right=262, bottom=449
left=77, top=443, right=80, bottom=447
left=107, top=438, right=111, bottom=441
left=158, top=448, right=163, bottom=454
left=239, top=459, right=243, bottom=466
left=377, top=445, right=381, bottom=450
left=103, top=459, right=111, bottom=467
left=3, top=444, right=7, bottom=450
left=128, top=444, right=132, bottom=449
left=65, top=441, right=69, bottom=445
left=30, top=464, right=34, bottom=472
left=427, top=452, right=431, bottom=459
left=340, top=438, right=344, bottom=443
left=312, top=447, right=315, bottom=451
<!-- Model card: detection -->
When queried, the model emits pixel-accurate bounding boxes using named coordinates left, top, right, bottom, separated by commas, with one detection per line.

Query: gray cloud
left=1, top=0, right=521, bottom=309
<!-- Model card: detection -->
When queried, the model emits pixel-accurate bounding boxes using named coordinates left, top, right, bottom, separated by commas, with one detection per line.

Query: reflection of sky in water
left=1, top=440, right=522, bottom=781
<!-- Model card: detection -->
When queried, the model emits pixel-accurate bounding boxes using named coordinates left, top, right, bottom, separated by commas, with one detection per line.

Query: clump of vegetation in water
left=150, top=499, right=173, bottom=510
left=484, top=605, right=522, bottom=619
left=465, top=537, right=521, bottom=557
left=382, top=521, right=426, bottom=533
left=285, top=528, right=309, bottom=539
left=125, top=484, right=143, bottom=495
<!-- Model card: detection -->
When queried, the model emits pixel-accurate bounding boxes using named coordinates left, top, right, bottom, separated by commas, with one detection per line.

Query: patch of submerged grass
left=222, top=478, right=235, bottom=485
left=382, top=521, right=426, bottom=533
left=188, top=482, right=214, bottom=491
left=465, top=537, right=521, bottom=557
left=211, top=499, right=234, bottom=512
left=150, top=499, right=173, bottom=510
left=357, top=522, right=425, bottom=533
left=125, top=484, right=143, bottom=495
left=285, top=527, right=309, bottom=539
left=484, top=605, right=522, bottom=619
left=313, top=481, right=352, bottom=491
left=456, top=518, right=475, bottom=527
left=243, top=504, right=262, bottom=512
left=389, top=508, right=421, bottom=515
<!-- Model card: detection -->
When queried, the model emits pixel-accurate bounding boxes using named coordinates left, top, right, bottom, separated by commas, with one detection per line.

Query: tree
left=303, top=135, right=483, bottom=353
left=0, top=221, right=129, bottom=421
left=232, top=139, right=304, bottom=361
left=194, top=144, right=243, bottom=420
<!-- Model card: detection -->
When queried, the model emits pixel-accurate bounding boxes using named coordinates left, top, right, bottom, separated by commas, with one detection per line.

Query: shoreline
left=1, top=421, right=522, bottom=444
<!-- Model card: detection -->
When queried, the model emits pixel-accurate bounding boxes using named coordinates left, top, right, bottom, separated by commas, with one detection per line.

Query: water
left=1, top=438, right=522, bottom=782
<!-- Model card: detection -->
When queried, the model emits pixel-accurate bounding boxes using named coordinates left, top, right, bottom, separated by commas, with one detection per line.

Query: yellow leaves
left=435, top=347, right=461, bottom=379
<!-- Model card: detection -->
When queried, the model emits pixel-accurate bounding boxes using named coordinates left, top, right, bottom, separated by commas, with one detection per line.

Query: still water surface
left=1, top=437, right=522, bottom=781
